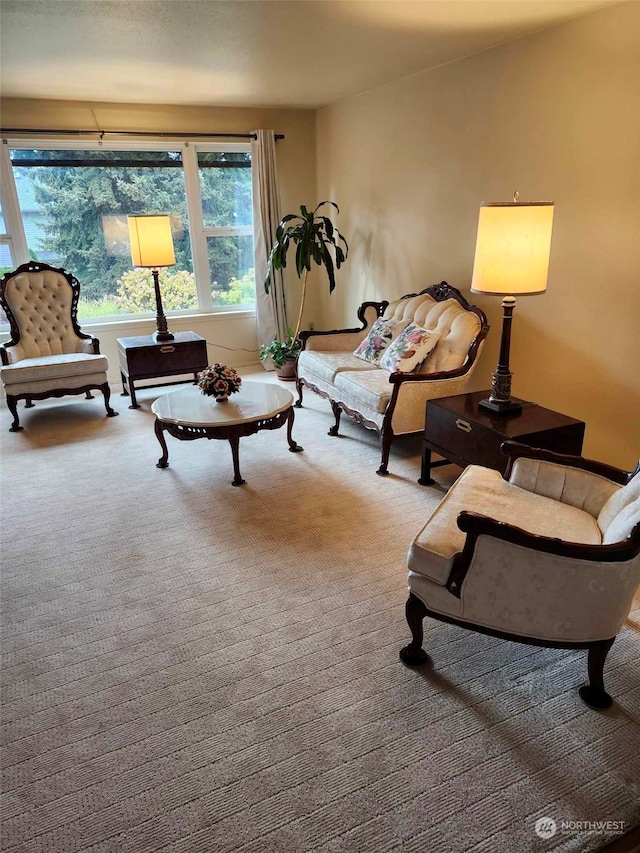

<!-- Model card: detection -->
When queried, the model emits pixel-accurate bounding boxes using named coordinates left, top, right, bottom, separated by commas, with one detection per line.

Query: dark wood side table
left=117, top=332, right=208, bottom=409
left=420, top=390, right=585, bottom=484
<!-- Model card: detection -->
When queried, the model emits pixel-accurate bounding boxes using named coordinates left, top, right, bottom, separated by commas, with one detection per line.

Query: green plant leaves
left=259, top=327, right=302, bottom=367
left=264, top=200, right=349, bottom=294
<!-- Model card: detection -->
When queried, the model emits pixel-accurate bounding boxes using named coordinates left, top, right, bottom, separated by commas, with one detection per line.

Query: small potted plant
left=259, top=329, right=302, bottom=380
left=197, top=363, right=242, bottom=402
left=260, top=202, right=348, bottom=380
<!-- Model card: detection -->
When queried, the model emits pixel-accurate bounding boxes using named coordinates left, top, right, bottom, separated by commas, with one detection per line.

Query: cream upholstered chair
left=0, top=262, right=118, bottom=432
left=400, top=443, right=640, bottom=710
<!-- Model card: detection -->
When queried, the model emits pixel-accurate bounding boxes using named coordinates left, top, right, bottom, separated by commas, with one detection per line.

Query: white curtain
left=251, top=130, right=288, bottom=354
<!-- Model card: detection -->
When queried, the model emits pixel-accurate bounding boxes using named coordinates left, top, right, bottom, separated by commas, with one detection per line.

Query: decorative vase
left=215, top=396, right=228, bottom=403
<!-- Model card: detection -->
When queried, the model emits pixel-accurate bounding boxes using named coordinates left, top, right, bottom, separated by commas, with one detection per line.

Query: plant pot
left=275, top=356, right=298, bottom=382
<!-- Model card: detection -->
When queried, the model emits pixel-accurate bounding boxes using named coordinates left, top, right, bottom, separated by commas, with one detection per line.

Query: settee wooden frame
left=296, top=282, right=490, bottom=475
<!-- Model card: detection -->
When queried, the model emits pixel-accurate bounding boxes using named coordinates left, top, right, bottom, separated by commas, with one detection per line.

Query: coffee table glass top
left=151, top=381, right=294, bottom=427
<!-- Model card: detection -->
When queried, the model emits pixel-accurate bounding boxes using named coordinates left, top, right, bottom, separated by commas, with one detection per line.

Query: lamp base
left=478, top=396, right=522, bottom=416
left=152, top=330, right=175, bottom=343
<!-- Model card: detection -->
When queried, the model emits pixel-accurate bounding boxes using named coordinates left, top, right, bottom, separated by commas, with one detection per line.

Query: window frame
left=0, top=137, right=255, bottom=323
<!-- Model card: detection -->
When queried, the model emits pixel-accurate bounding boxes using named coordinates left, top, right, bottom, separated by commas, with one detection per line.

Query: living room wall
left=315, top=1, right=640, bottom=468
left=0, top=99, right=317, bottom=379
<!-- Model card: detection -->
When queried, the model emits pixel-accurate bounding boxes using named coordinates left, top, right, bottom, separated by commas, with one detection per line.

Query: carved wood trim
left=5, top=384, right=107, bottom=404
left=160, top=407, right=291, bottom=444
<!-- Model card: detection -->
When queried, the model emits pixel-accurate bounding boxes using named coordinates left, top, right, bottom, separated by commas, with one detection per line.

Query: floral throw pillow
left=353, top=317, right=409, bottom=365
left=379, top=323, right=441, bottom=373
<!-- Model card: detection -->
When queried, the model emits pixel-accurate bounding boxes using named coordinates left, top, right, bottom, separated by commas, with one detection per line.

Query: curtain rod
left=0, top=128, right=284, bottom=140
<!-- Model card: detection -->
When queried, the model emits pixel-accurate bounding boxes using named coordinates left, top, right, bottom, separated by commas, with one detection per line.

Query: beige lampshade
left=128, top=214, right=176, bottom=268
left=470, top=201, right=554, bottom=296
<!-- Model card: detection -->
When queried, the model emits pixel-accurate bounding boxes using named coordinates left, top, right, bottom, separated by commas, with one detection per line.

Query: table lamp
left=470, top=193, right=554, bottom=415
left=128, top=214, right=176, bottom=342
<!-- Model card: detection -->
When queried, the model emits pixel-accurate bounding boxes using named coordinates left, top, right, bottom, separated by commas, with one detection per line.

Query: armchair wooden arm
left=446, top=510, right=640, bottom=598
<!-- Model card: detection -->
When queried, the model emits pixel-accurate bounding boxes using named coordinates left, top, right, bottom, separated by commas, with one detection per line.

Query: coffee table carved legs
left=287, top=408, right=303, bottom=453
left=229, top=435, right=246, bottom=487
left=153, top=405, right=303, bottom=485
left=155, top=419, right=169, bottom=468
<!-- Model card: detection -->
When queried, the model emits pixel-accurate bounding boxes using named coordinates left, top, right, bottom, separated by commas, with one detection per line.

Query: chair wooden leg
left=400, top=594, right=430, bottom=667
left=25, top=396, right=35, bottom=408
left=579, top=638, right=615, bottom=710
left=85, top=390, right=94, bottom=399
left=328, top=401, right=342, bottom=436
left=101, top=383, right=119, bottom=418
left=376, top=425, right=393, bottom=476
left=294, top=378, right=304, bottom=408
left=6, top=395, right=23, bottom=432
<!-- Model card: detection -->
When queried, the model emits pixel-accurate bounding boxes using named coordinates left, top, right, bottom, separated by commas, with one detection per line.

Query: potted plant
left=260, top=201, right=348, bottom=380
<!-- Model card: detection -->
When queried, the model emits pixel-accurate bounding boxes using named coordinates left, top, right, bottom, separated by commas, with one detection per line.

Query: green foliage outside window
left=116, top=269, right=198, bottom=313
left=114, top=267, right=256, bottom=313
left=212, top=269, right=255, bottom=306
left=11, top=149, right=254, bottom=311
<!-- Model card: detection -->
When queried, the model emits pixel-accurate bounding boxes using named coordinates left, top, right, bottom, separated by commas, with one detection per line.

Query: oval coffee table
left=151, top=381, right=303, bottom=486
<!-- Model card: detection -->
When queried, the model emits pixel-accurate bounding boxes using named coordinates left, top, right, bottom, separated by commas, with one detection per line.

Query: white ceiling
left=0, top=0, right=616, bottom=110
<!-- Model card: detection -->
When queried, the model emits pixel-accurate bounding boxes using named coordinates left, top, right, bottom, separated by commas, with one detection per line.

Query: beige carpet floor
left=1, top=375, right=639, bottom=853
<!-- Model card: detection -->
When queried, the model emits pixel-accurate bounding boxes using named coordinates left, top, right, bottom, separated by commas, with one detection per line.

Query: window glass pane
left=198, top=152, right=252, bottom=227
left=0, top=200, right=10, bottom=281
left=208, top=235, right=255, bottom=306
left=9, top=149, right=195, bottom=320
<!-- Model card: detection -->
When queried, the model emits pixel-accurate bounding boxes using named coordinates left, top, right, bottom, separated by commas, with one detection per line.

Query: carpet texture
left=1, top=375, right=639, bottom=853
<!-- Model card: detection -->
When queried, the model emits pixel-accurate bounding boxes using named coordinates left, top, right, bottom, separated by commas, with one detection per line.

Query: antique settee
left=295, top=282, right=489, bottom=475
left=400, top=442, right=640, bottom=709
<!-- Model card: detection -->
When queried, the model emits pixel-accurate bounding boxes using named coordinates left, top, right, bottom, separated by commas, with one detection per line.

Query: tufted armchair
left=400, top=443, right=640, bottom=710
left=0, top=262, right=118, bottom=431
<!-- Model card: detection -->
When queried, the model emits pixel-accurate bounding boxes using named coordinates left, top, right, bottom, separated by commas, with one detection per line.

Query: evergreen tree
left=19, top=149, right=253, bottom=302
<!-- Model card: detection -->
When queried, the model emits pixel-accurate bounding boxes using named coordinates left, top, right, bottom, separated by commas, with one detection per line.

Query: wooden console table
left=117, top=331, right=208, bottom=409
left=420, top=390, right=585, bottom=484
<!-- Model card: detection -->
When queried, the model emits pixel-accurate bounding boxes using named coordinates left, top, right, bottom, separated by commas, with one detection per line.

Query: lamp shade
left=128, top=214, right=176, bottom=268
left=470, top=201, right=554, bottom=296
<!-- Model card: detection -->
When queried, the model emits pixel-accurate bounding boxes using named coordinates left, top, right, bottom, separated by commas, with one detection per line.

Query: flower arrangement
left=197, top=363, right=242, bottom=402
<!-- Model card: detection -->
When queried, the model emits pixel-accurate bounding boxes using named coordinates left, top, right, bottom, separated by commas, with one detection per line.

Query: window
left=197, top=151, right=254, bottom=307
left=1, top=140, right=255, bottom=324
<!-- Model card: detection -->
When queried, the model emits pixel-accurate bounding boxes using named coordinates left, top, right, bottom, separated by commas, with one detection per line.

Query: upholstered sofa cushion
left=1, top=353, right=108, bottom=385
left=297, top=350, right=377, bottom=385
left=333, top=368, right=394, bottom=414
left=408, top=465, right=602, bottom=586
